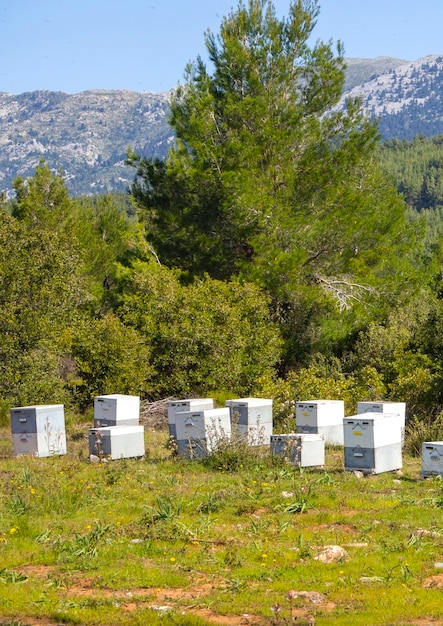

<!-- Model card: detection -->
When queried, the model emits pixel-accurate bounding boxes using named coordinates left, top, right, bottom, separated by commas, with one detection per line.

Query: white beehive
left=421, top=441, right=443, bottom=477
left=357, top=401, right=406, bottom=420
left=175, top=408, right=231, bottom=458
left=226, top=398, right=273, bottom=446
left=88, top=425, right=145, bottom=460
left=93, top=394, right=140, bottom=427
left=344, top=413, right=402, bottom=474
left=358, top=401, right=406, bottom=441
left=271, top=433, right=325, bottom=467
left=296, top=400, right=344, bottom=445
left=167, top=398, right=214, bottom=438
left=10, top=404, right=67, bottom=457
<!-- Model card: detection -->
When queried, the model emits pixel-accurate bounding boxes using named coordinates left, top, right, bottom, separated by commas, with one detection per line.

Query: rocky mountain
left=341, top=55, right=443, bottom=140
left=343, top=56, right=409, bottom=92
left=2, top=55, right=443, bottom=196
left=0, top=89, right=172, bottom=196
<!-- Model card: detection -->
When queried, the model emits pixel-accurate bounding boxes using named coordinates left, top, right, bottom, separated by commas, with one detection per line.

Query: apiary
left=175, top=408, right=231, bottom=458
left=10, top=404, right=67, bottom=457
left=344, top=413, right=402, bottom=474
left=167, top=398, right=214, bottom=438
left=296, top=400, right=344, bottom=445
left=421, top=441, right=443, bottom=477
left=93, top=394, right=140, bottom=427
left=270, top=433, right=325, bottom=467
left=226, top=398, right=273, bottom=445
left=88, top=425, right=145, bottom=460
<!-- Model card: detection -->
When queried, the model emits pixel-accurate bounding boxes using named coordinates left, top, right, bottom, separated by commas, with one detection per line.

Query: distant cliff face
left=340, top=55, right=443, bottom=140
left=2, top=56, right=443, bottom=196
left=0, top=89, right=172, bottom=196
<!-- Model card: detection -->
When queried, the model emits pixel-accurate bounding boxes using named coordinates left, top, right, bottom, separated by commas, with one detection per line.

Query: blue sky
left=1, top=0, right=442, bottom=94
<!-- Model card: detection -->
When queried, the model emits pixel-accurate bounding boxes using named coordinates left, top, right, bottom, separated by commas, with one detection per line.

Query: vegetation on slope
left=1, top=0, right=443, bottom=432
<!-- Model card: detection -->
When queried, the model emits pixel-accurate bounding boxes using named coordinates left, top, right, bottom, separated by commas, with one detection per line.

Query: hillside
left=3, top=55, right=443, bottom=196
left=0, top=89, right=172, bottom=196
left=343, top=56, right=409, bottom=91
left=341, top=55, right=443, bottom=139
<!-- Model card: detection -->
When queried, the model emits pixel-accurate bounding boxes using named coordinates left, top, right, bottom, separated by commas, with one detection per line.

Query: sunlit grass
left=0, top=426, right=442, bottom=625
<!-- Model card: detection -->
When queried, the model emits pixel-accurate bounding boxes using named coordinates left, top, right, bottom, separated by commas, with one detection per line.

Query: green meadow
left=0, top=424, right=442, bottom=626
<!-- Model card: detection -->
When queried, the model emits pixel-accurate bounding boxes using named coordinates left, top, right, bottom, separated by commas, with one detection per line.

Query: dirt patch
left=405, top=617, right=443, bottom=626
left=423, top=574, right=443, bottom=588
left=9, top=566, right=334, bottom=625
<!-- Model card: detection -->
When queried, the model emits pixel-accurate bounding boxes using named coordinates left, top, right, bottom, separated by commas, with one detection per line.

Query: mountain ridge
left=2, top=55, right=443, bottom=196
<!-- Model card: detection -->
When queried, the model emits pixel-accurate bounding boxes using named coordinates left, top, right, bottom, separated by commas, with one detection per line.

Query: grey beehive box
left=271, top=433, right=325, bottom=467
left=344, top=413, right=402, bottom=474
left=10, top=404, right=67, bottom=457
left=89, top=424, right=145, bottom=460
left=296, top=400, right=344, bottom=445
left=93, top=394, right=140, bottom=427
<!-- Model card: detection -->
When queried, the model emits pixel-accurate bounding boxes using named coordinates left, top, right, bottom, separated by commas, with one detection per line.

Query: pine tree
left=129, top=0, right=424, bottom=362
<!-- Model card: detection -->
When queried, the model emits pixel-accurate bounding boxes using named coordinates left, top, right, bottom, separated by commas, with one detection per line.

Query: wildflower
left=9, top=527, right=18, bottom=535
left=170, top=557, right=176, bottom=563
left=262, top=554, right=268, bottom=559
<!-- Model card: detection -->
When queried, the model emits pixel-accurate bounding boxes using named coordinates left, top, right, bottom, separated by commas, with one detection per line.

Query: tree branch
left=315, top=275, right=374, bottom=312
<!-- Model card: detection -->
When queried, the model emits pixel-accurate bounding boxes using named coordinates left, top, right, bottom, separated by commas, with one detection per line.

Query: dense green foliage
left=378, top=134, right=443, bottom=247
left=3, top=1, right=443, bottom=430
left=129, top=0, right=425, bottom=366
left=0, top=159, right=281, bottom=421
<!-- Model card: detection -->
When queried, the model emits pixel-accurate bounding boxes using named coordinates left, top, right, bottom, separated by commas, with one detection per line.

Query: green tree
left=115, top=259, right=281, bottom=398
left=0, top=203, right=86, bottom=412
left=71, top=193, right=149, bottom=308
left=69, top=313, right=152, bottom=411
left=12, top=159, right=74, bottom=230
left=130, top=0, right=423, bottom=364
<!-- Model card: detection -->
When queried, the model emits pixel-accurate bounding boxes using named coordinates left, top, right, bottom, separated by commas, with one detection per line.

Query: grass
left=0, top=425, right=443, bottom=625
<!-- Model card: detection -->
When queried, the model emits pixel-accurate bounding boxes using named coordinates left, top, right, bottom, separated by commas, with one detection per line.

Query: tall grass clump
left=404, top=412, right=443, bottom=455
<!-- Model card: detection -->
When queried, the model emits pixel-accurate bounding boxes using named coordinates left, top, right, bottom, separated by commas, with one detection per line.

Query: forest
left=2, top=0, right=443, bottom=442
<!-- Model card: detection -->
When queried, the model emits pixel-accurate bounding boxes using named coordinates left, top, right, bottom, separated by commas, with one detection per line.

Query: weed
left=223, top=544, right=244, bottom=568
left=142, top=495, right=181, bottom=523
left=282, top=498, right=311, bottom=514
left=0, top=568, right=28, bottom=584
left=8, top=493, right=30, bottom=515
left=248, top=514, right=271, bottom=534
left=275, top=482, right=314, bottom=515
left=55, top=520, right=111, bottom=561
left=292, top=534, right=312, bottom=559
left=222, top=577, right=246, bottom=593
left=196, top=490, right=226, bottom=513
left=35, top=527, right=52, bottom=543
left=382, top=559, right=413, bottom=583
left=200, top=426, right=269, bottom=472
left=404, top=413, right=443, bottom=455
